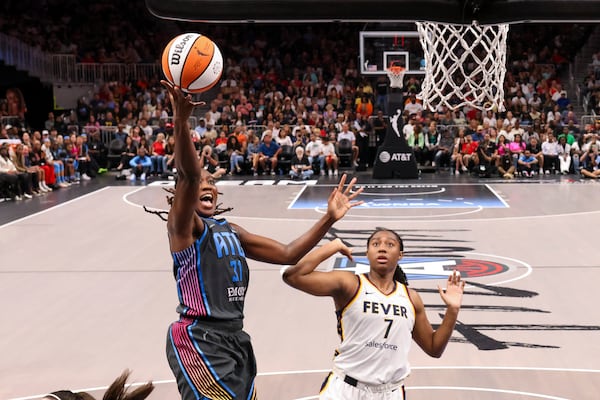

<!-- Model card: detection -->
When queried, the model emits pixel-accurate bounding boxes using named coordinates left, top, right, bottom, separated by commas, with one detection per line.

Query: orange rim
left=387, top=66, right=405, bottom=74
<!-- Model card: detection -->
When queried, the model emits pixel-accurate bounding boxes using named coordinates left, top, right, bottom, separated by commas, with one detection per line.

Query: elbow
left=429, top=349, right=444, bottom=359
left=281, top=268, right=297, bottom=287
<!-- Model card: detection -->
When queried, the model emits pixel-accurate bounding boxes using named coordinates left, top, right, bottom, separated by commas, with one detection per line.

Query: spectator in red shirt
left=460, top=134, right=479, bottom=172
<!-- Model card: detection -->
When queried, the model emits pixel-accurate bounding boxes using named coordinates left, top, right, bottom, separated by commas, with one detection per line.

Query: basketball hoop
left=386, top=63, right=406, bottom=89
left=415, top=21, right=509, bottom=111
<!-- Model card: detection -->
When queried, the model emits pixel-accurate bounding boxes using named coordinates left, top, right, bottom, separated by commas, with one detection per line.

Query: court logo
left=333, top=256, right=508, bottom=280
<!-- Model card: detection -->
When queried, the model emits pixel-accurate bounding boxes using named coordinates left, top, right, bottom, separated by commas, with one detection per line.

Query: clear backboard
left=359, top=30, right=425, bottom=76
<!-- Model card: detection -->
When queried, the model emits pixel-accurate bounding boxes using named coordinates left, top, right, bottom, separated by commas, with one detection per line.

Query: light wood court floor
left=1, top=174, right=599, bottom=399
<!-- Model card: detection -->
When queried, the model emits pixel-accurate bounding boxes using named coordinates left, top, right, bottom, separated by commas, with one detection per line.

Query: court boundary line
left=8, top=366, right=599, bottom=400
left=0, top=187, right=110, bottom=230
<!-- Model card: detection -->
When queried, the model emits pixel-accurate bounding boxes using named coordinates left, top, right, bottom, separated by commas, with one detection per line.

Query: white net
left=386, top=66, right=406, bottom=88
left=416, top=21, right=509, bottom=111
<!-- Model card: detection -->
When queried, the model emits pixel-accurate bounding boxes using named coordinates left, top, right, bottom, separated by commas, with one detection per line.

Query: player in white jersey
left=283, top=229, right=465, bottom=400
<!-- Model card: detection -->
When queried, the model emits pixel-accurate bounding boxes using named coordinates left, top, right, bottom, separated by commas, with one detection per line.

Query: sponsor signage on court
left=333, top=256, right=508, bottom=279
left=289, top=183, right=508, bottom=209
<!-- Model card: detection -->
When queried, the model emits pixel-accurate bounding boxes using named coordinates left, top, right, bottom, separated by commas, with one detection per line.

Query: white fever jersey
left=333, top=274, right=416, bottom=385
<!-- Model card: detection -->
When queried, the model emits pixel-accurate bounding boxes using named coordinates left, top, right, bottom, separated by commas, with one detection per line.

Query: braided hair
left=367, top=228, right=408, bottom=286
left=143, top=177, right=233, bottom=221
left=45, top=370, right=153, bottom=400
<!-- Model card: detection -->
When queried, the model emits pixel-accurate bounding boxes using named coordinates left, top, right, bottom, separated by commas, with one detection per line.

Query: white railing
left=0, top=35, right=161, bottom=84
left=52, top=55, right=161, bottom=84
left=0, top=33, right=53, bottom=83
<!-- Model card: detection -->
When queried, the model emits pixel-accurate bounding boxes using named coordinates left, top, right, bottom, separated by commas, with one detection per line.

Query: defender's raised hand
left=326, top=174, right=364, bottom=221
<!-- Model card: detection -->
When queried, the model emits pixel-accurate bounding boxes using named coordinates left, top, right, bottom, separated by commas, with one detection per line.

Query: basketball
left=161, top=33, right=223, bottom=94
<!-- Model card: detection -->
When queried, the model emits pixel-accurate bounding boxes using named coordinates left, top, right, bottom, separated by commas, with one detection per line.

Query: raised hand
left=161, top=80, right=205, bottom=122
left=326, top=174, right=364, bottom=221
left=438, top=270, right=465, bottom=310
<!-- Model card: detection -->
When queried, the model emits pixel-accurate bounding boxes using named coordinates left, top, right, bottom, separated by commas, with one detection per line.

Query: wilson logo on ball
left=162, top=33, right=224, bottom=94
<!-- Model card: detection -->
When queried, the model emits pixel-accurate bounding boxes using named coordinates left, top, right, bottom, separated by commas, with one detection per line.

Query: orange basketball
left=161, top=33, right=224, bottom=94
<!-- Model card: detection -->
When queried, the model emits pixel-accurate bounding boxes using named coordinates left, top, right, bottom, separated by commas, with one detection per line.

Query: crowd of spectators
left=2, top=0, right=600, bottom=200
left=583, top=51, right=600, bottom=115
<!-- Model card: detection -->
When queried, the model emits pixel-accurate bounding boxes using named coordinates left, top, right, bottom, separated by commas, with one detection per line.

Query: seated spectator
left=117, top=135, right=138, bottom=171
left=74, top=135, right=94, bottom=181
left=84, top=114, right=101, bottom=136
left=199, top=144, right=226, bottom=179
left=409, top=123, right=427, bottom=166
left=557, top=135, right=572, bottom=174
left=518, top=149, right=539, bottom=177
left=477, top=133, right=498, bottom=171
left=497, top=144, right=516, bottom=180
left=214, top=130, right=228, bottom=153
left=305, top=132, right=325, bottom=175
left=321, top=134, right=339, bottom=177
left=275, top=127, right=293, bottom=147
left=508, top=133, right=526, bottom=170
left=11, top=143, right=41, bottom=194
left=14, top=143, right=50, bottom=192
left=202, top=121, right=218, bottom=147
left=42, top=369, right=153, bottom=400
left=580, top=149, right=600, bottom=179
left=289, top=146, right=314, bottom=180
left=30, top=139, right=58, bottom=187
left=541, top=133, right=560, bottom=173
left=0, top=143, right=33, bottom=200
left=88, top=130, right=108, bottom=173
left=425, top=122, right=441, bottom=167
left=162, top=135, right=176, bottom=175
left=470, top=124, right=485, bottom=143
left=42, top=137, right=69, bottom=188
left=113, top=125, right=128, bottom=142
left=150, top=132, right=166, bottom=176
left=292, top=126, right=309, bottom=149
left=337, top=123, right=359, bottom=167
left=557, top=125, right=576, bottom=146
left=242, top=134, right=258, bottom=171
left=50, top=136, right=75, bottom=184
left=226, top=134, right=245, bottom=175
left=579, top=133, right=599, bottom=167
left=460, top=134, right=479, bottom=172
left=451, top=130, right=466, bottom=174
left=194, top=118, right=207, bottom=139
left=128, top=146, right=152, bottom=182
left=433, top=128, right=454, bottom=170
left=255, top=130, right=281, bottom=176
left=526, top=136, right=544, bottom=174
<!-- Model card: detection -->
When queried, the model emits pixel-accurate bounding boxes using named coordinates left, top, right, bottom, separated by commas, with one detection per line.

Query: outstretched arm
left=234, top=174, right=364, bottom=264
left=282, top=239, right=357, bottom=303
left=163, top=81, right=205, bottom=250
left=411, top=271, right=465, bottom=358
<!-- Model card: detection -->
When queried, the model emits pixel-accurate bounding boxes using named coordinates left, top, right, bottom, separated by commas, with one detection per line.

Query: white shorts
left=320, top=371, right=405, bottom=400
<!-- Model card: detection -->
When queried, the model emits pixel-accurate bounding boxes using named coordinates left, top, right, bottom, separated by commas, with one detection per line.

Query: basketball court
left=2, top=1, right=600, bottom=398
left=1, top=172, right=599, bottom=399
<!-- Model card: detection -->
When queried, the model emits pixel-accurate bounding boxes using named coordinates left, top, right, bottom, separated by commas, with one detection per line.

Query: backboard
left=146, top=0, right=600, bottom=24
left=359, top=31, right=425, bottom=76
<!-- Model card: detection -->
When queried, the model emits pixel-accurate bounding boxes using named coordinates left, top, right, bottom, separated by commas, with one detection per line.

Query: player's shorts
left=166, top=317, right=257, bottom=400
left=319, top=370, right=405, bottom=400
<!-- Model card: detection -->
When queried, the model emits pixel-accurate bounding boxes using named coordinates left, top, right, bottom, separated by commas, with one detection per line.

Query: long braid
left=393, top=265, right=409, bottom=286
